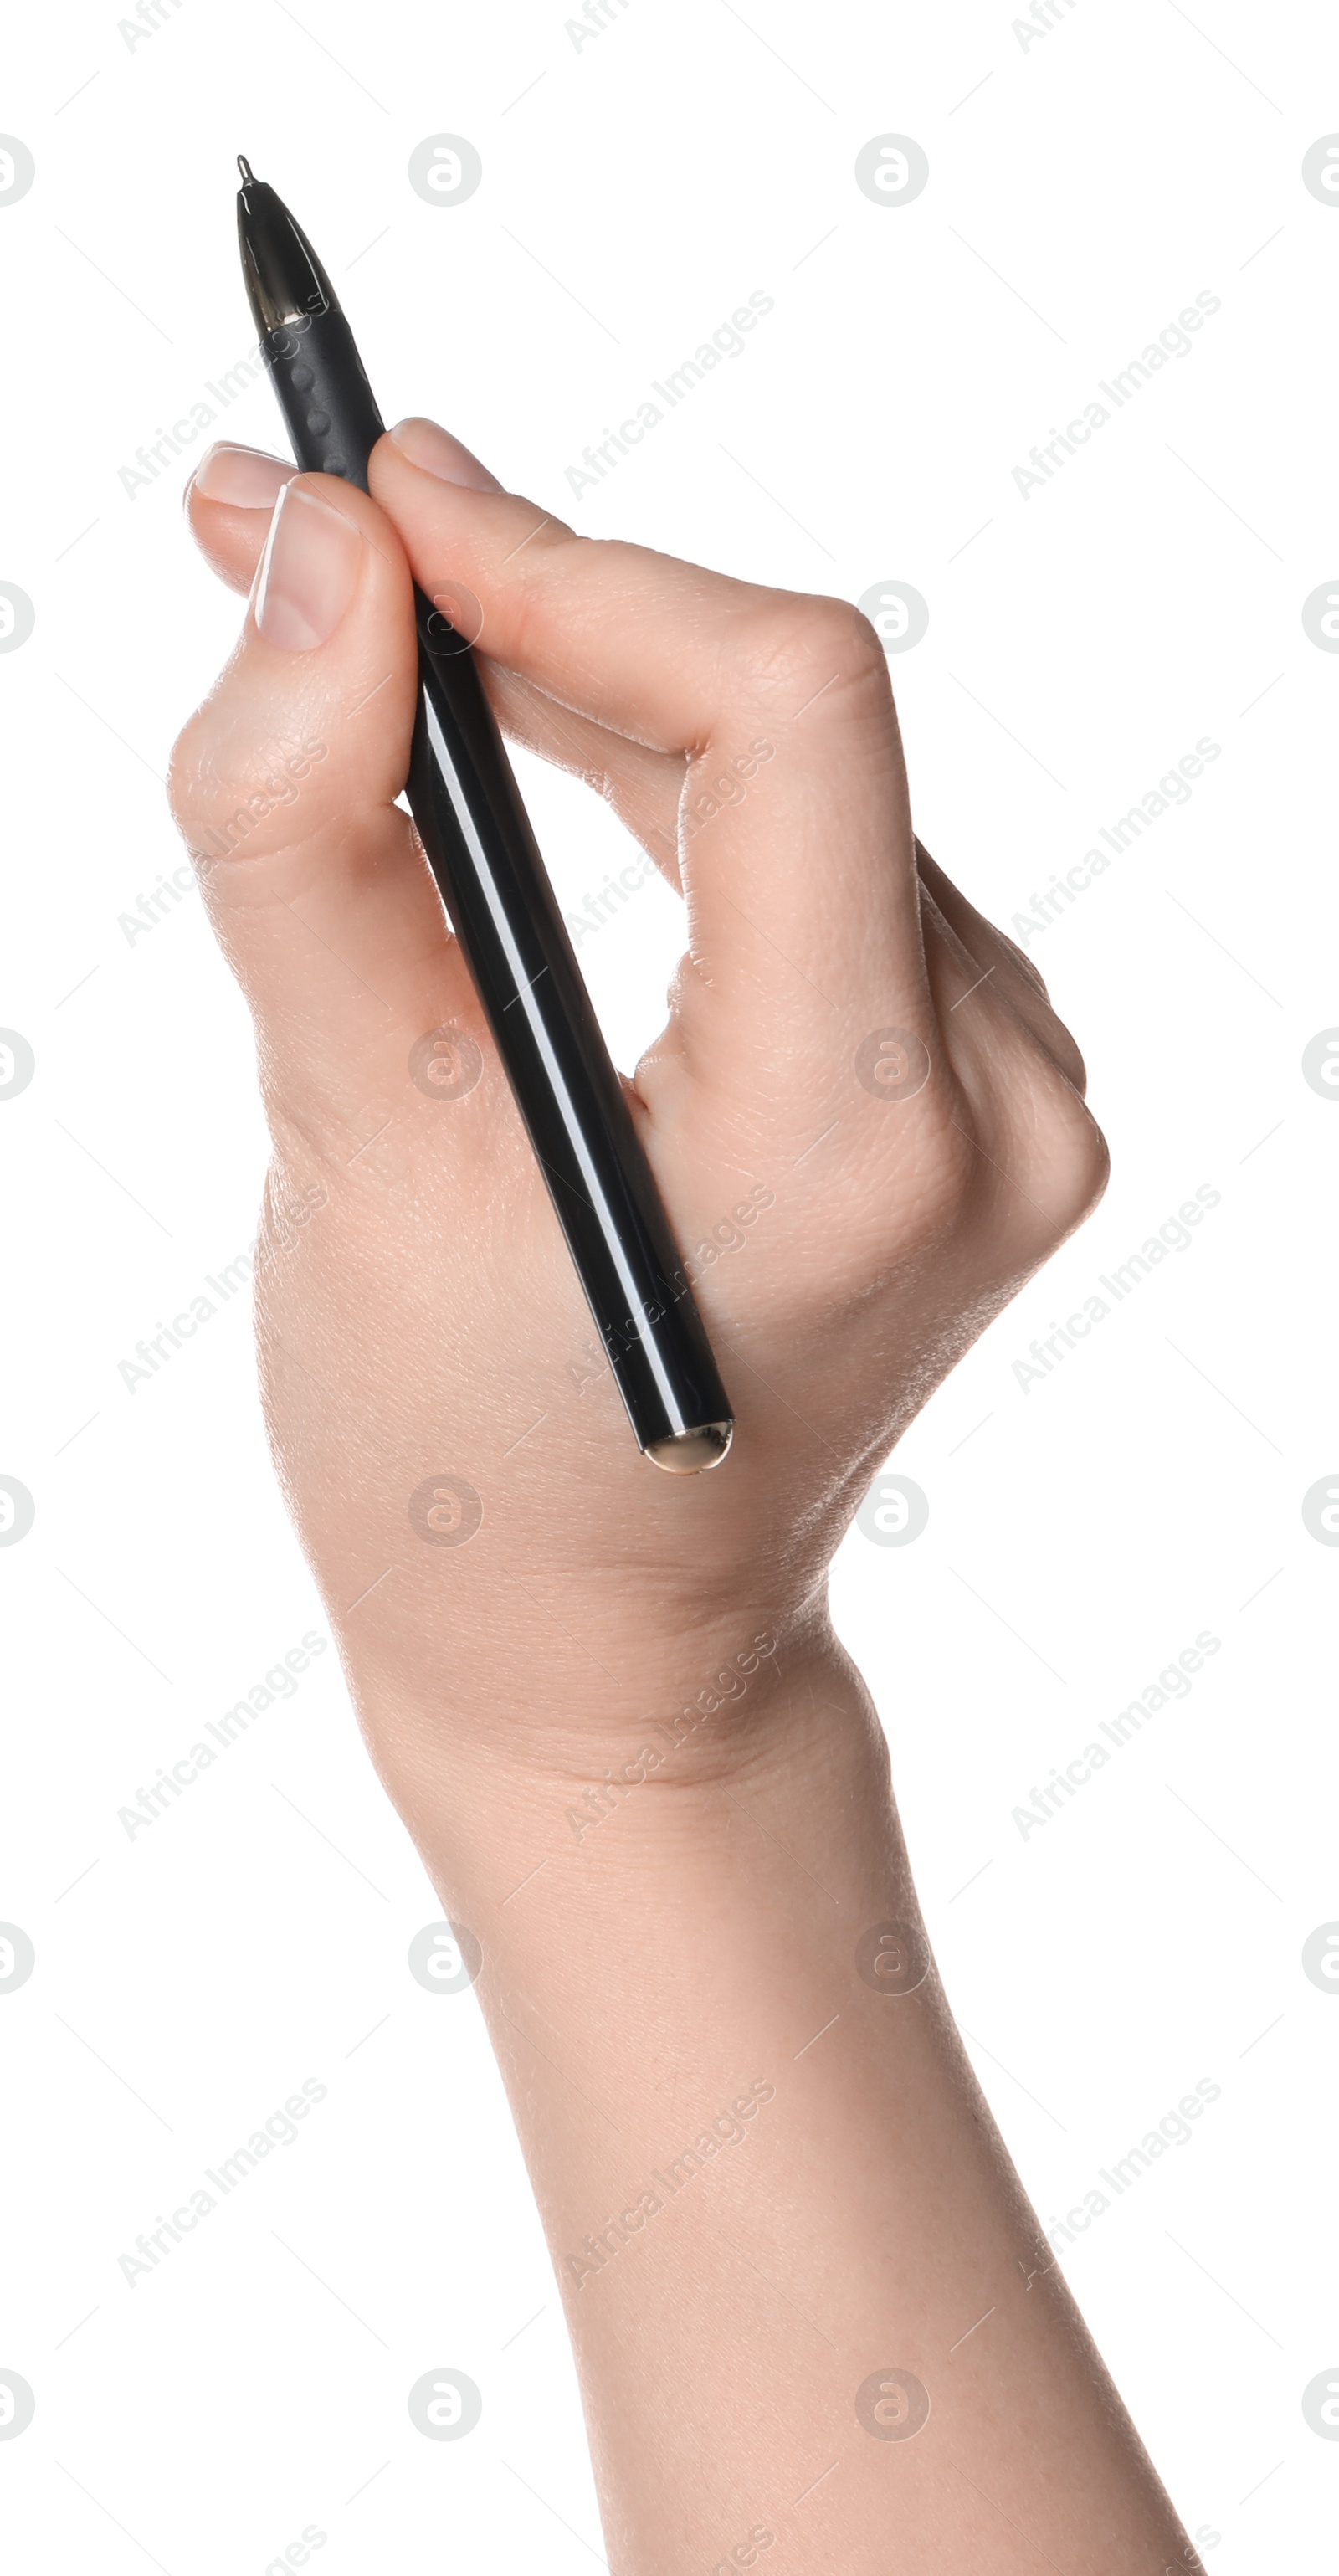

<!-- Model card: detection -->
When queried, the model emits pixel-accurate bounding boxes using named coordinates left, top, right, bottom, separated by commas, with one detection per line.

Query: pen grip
left=259, top=309, right=385, bottom=490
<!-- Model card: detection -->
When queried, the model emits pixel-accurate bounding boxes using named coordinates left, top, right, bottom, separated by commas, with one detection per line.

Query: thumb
left=167, top=472, right=471, bottom=1133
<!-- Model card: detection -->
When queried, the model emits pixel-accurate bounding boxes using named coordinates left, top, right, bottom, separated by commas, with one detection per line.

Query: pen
left=233, top=161, right=733, bottom=1473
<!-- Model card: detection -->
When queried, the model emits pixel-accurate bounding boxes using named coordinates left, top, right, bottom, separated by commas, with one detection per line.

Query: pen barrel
left=258, top=308, right=385, bottom=490
left=407, top=592, right=733, bottom=1453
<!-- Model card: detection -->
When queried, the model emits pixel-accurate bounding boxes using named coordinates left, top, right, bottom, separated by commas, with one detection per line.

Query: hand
left=169, top=418, right=1106, bottom=1769
left=168, top=430, right=1200, bottom=2576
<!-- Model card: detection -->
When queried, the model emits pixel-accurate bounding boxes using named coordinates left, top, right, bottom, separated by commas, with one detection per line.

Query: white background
left=2, top=2, right=1336, bottom=2568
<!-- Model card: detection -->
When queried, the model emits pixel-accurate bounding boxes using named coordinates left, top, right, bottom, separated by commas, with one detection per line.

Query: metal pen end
left=644, top=1422, right=733, bottom=1475
left=237, top=154, right=256, bottom=186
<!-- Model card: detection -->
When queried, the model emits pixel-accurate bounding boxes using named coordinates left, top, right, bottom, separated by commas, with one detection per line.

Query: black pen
left=234, top=160, right=733, bottom=1473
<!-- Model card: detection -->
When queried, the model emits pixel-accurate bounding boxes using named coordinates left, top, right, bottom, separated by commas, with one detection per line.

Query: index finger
left=369, top=421, right=928, bottom=1084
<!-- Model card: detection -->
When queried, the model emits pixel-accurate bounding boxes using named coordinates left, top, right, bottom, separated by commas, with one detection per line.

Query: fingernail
left=254, top=484, right=362, bottom=651
left=194, top=443, right=297, bottom=507
left=387, top=416, right=503, bottom=492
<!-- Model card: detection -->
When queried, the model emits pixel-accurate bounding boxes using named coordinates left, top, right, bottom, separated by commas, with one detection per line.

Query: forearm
left=358, top=1624, right=1193, bottom=2575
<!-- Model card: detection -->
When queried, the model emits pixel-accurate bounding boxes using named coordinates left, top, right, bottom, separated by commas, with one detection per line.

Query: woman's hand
left=164, top=428, right=1204, bottom=2576
left=168, top=418, right=1105, bottom=1769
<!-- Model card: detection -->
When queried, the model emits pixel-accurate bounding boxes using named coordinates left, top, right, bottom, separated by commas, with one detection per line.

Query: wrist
left=346, top=1607, right=884, bottom=1895
left=338, top=1573, right=813, bottom=1758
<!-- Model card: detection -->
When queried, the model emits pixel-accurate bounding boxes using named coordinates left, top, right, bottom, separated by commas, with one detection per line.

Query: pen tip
left=237, top=153, right=255, bottom=185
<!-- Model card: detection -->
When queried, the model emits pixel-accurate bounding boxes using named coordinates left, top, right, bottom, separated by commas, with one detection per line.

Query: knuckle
left=736, top=593, right=892, bottom=713
left=502, top=521, right=596, bottom=659
left=952, top=1029, right=1109, bottom=1255
left=165, top=707, right=224, bottom=869
left=1029, top=1092, right=1111, bottom=1242
left=164, top=705, right=208, bottom=829
left=166, top=702, right=330, bottom=868
left=1065, top=1106, right=1111, bottom=1219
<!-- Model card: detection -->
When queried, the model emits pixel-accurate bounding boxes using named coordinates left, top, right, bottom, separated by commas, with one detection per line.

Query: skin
left=168, top=420, right=1199, bottom=2573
